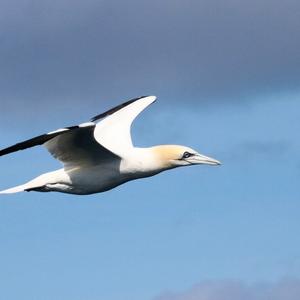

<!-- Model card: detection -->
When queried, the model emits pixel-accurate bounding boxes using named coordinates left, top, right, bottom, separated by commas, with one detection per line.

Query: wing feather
left=94, top=96, right=156, bottom=156
left=44, top=126, right=119, bottom=168
left=0, top=129, right=69, bottom=157
left=0, top=125, right=118, bottom=168
left=91, top=96, right=149, bottom=122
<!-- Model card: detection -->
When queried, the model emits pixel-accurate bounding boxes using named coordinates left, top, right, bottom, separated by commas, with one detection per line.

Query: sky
left=0, top=1, right=300, bottom=300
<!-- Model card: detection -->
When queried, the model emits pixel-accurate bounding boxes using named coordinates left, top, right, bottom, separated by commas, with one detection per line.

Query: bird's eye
left=182, top=151, right=193, bottom=159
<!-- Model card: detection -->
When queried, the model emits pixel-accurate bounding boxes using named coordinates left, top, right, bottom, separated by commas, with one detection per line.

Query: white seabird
left=0, top=96, right=220, bottom=195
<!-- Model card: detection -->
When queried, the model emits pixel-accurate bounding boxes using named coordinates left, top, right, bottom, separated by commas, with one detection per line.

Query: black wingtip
left=0, top=128, right=73, bottom=158
left=90, top=95, right=153, bottom=122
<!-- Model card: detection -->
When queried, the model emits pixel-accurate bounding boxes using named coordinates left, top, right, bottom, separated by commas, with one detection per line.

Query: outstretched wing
left=93, top=95, right=156, bottom=156
left=0, top=123, right=118, bottom=169
left=0, top=95, right=156, bottom=167
left=0, top=129, right=67, bottom=157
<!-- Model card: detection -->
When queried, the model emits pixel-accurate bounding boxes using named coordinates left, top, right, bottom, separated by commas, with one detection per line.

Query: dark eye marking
left=181, top=151, right=195, bottom=159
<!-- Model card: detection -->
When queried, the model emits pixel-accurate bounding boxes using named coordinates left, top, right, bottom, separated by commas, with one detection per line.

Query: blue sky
left=1, top=1, right=300, bottom=300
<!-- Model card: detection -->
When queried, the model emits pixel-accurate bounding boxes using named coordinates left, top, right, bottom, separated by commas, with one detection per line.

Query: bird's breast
left=65, top=163, right=127, bottom=194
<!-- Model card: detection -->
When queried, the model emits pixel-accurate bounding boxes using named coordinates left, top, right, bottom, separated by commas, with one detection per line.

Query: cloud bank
left=1, top=0, right=300, bottom=113
left=154, top=279, right=300, bottom=300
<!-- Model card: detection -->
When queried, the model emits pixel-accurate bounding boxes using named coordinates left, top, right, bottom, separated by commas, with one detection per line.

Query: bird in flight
left=0, top=96, right=220, bottom=195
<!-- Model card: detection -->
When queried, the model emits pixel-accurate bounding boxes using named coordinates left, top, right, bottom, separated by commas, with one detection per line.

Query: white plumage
left=0, top=96, right=220, bottom=195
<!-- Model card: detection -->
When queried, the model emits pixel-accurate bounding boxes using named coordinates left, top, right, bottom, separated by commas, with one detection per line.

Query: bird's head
left=151, top=145, right=221, bottom=170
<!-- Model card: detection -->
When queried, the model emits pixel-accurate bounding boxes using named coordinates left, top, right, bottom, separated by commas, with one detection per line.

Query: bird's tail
left=0, top=170, right=64, bottom=195
left=0, top=183, right=27, bottom=194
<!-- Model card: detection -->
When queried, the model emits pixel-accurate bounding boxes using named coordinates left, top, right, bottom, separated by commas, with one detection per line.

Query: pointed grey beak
left=189, top=153, right=221, bottom=166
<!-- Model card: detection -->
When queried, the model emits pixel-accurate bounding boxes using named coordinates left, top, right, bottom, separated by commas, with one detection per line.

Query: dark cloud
left=1, top=0, right=300, bottom=116
left=154, top=278, right=300, bottom=300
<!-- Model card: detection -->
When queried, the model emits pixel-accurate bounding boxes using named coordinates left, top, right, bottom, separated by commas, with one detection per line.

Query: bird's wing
left=0, top=123, right=119, bottom=169
left=0, top=95, right=156, bottom=166
left=92, top=95, right=156, bottom=157
left=44, top=125, right=120, bottom=168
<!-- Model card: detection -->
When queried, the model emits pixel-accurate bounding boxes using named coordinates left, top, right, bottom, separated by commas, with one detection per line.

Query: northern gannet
left=0, top=96, right=220, bottom=195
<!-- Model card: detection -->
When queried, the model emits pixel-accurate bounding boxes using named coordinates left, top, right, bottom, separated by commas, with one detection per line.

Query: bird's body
left=16, top=148, right=162, bottom=195
left=0, top=96, right=220, bottom=195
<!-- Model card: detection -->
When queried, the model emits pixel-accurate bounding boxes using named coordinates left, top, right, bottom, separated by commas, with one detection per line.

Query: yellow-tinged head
left=151, top=145, right=221, bottom=170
